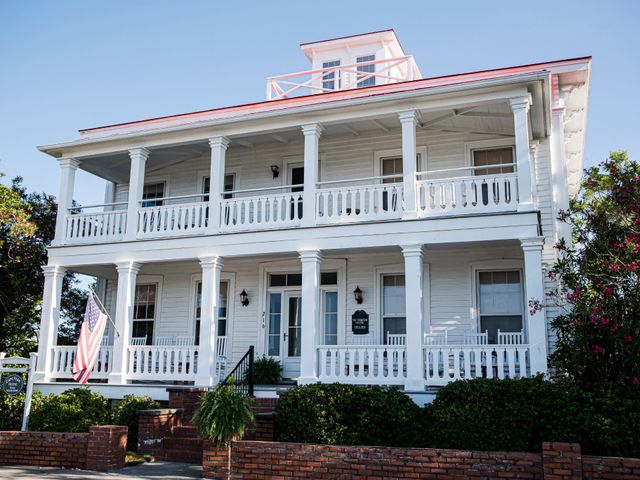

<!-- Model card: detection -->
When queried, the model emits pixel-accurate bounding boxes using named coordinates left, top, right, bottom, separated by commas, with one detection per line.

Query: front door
left=266, top=290, right=302, bottom=378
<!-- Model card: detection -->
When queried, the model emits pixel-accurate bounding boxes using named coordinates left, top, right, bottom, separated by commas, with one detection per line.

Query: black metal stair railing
left=221, top=345, right=254, bottom=397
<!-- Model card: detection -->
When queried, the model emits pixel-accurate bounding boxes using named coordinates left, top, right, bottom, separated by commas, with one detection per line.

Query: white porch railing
left=219, top=189, right=303, bottom=231
left=316, top=181, right=403, bottom=224
left=65, top=204, right=127, bottom=243
left=126, top=345, right=198, bottom=381
left=267, top=55, right=420, bottom=100
left=317, top=345, right=406, bottom=385
left=416, top=172, right=518, bottom=216
left=137, top=195, right=208, bottom=238
left=49, top=345, right=113, bottom=379
left=423, top=344, right=529, bottom=385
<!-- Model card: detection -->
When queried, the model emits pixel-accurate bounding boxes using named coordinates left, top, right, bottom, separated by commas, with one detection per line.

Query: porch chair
left=154, top=336, right=174, bottom=346
left=130, top=336, right=147, bottom=346
left=497, top=329, right=524, bottom=345
left=464, top=331, right=488, bottom=345
left=386, top=332, right=406, bottom=346
left=423, top=328, right=448, bottom=346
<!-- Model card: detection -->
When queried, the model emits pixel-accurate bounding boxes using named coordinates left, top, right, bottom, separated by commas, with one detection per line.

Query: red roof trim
left=299, top=29, right=396, bottom=47
left=79, top=56, right=591, bottom=134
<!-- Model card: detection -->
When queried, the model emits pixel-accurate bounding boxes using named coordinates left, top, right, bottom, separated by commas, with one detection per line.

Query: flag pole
left=88, top=285, right=121, bottom=337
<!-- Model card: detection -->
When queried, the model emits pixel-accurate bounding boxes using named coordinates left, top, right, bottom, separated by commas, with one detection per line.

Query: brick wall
left=167, top=387, right=208, bottom=424
left=0, top=425, right=127, bottom=471
left=202, top=441, right=640, bottom=480
left=137, top=408, right=183, bottom=454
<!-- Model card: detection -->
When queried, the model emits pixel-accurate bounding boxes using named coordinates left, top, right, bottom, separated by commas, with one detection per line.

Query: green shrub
left=113, top=395, right=160, bottom=451
left=421, top=377, right=640, bottom=457
left=275, top=384, right=420, bottom=447
left=193, top=383, right=255, bottom=445
left=0, top=390, right=42, bottom=430
left=29, top=388, right=112, bottom=433
left=253, top=356, right=282, bottom=385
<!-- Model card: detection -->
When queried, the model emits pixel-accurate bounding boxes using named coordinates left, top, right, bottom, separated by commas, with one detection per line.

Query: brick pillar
left=86, top=425, right=127, bottom=471
left=167, top=387, right=208, bottom=425
left=137, top=408, right=183, bottom=454
left=202, top=441, right=230, bottom=480
left=542, top=442, right=582, bottom=480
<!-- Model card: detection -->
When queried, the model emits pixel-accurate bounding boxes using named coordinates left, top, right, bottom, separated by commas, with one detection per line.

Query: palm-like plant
left=193, top=382, right=255, bottom=445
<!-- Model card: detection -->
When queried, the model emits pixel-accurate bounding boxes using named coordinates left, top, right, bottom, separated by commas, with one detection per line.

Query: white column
left=551, top=102, right=571, bottom=246
left=103, top=181, right=116, bottom=212
left=54, top=158, right=80, bottom=244
left=510, top=97, right=535, bottom=210
left=298, top=249, right=322, bottom=384
left=402, top=245, right=425, bottom=391
left=34, top=265, right=66, bottom=381
left=398, top=110, right=418, bottom=218
left=521, top=237, right=548, bottom=375
left=207, top=137, right=230, bottom=234
left=124, top=148, right=150, bottom=240
left=301, top=124, right=322, bottom=227
left=197, top=256, right=224, bottom=386
left=108, top=261, right=140, bottom=384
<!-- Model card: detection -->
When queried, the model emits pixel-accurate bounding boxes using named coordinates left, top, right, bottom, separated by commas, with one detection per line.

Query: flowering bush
left=549, top=152, right=640, bottom=386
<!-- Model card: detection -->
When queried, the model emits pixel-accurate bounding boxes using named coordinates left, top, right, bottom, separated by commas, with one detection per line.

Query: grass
left=125, top=451, right=152, bottom=466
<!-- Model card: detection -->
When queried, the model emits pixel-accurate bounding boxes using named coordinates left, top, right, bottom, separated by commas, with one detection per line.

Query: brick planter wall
left=0, top=425, right=127, bottom=471
left=202, top=441, right=640, bottom=480
left=167, top=387, right=208, bottom=424
left=137, top=408, right=183, bottom=454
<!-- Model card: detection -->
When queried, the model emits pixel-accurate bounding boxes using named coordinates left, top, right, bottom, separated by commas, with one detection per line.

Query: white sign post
left=0, top=352, right=37, bottom=431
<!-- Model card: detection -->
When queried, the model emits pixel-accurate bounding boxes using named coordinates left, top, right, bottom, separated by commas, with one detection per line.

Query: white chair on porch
left=130, top=336, right=147, bottom=346
left=423, top=328, right=448, bottom=346
left=386, top=332, right=406, bottom=346
left=464, top=331, right=488, bottom=345
left=497, top=329, right=524, bottom=345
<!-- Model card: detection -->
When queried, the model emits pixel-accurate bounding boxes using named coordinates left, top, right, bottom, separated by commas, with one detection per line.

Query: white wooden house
left=33, top=30, right=591, bottom=400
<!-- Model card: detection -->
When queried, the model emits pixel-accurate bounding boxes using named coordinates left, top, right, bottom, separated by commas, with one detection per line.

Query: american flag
left=72, top=293, right=108, bottom=384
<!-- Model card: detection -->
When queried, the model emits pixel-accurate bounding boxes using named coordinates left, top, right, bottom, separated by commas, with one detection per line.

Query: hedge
left=274, top=378, right=640, bottom=457
left=275, top=384, right=420, bottom=447
left=29, top=388, right=112, bottom=433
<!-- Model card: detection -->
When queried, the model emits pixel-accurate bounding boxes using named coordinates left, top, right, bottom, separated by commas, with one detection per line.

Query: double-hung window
left=477, top=270, right=523, bottom=344
left=322, top=60, right=340, bottom=91
left=321, top=272, right=338, bottom=345
left=472, top=147, right=514, bottom=176
left=141, top=183, right=165, bottom=208
left=382, top=274, right=406, bottom=343
left=202, top=174, right=235, bottom=201
left=133, top=284, right=157, bottom=344
left=194, top=280, right=230, bottom=345
left=356, top=55, right=376, bottom=87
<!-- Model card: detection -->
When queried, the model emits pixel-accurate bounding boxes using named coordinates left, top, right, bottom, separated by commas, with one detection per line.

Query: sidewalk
left=0, top=462, right=202, bottom=479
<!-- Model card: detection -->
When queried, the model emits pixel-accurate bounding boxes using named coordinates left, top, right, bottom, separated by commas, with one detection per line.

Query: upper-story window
left=203, top=174, right=235, bottom=201
left=381, top=156, right=403, bottom=184
left=322, top=60, right=341, bottom=91
left=141, top=182, right=165, bottom=207
left=356, top=55, right=376, bottom=87
left=472, top=147, right=514, bottom=176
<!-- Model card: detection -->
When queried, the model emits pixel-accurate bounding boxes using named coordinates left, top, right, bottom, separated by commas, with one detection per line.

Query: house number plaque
left=351, top=310, right=369, bottom=335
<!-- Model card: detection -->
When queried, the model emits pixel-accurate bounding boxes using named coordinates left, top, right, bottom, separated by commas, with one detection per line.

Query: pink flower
left=592, top=306, right=602, bottom=315
left=603, top=287, right=614, bottom=296
left=628, top=261, right=638, bottom=271
left=610, top=263, right=620, bottom=271
left=633, top=377, right=640, bottom=385
left=600, top=317, right=611, bottom=326
left=592, top=345, right=605, bottom=354
left=610, top=324, right=620, bottom=333
left=625, top=335, right=633, bottom=343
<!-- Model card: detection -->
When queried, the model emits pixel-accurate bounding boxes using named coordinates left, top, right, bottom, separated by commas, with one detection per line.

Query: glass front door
left=267, top=290, right=302, bottom=378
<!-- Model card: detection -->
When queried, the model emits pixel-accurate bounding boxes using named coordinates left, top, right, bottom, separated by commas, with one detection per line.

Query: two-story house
left=34, top=30, right=591, bottom=401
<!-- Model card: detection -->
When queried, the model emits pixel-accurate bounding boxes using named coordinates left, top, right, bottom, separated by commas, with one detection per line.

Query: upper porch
left=50, top=91, right=541, bottom=247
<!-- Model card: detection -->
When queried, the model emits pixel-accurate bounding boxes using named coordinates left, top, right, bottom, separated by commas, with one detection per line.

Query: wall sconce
left=270, top=165, right=280, bottom=178
left=240, top=289, right=249, bottom=307
left=353, top=286, right=363, bottom=305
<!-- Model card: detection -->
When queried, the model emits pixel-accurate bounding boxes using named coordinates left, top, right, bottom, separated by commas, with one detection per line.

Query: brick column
left=86, top=425, right=127, bottom=471
left=542, top=442, right=582, bottom=480
left=202, top=442, right=230, bottom=480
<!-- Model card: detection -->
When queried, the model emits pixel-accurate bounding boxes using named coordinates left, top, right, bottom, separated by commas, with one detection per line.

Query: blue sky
left=1, top=0, right=639, bottom=205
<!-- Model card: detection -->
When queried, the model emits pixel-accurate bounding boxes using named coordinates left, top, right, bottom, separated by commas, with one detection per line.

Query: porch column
left=402, top=245, right=425, bottom=391
left=124, top=148, right=150, bottom=241
left=301, top=124, right=322, bottom=227
left=206, top=137, right=230, bottom=234
left=108, top=261, right=140, bottom=384
left=197, top=256, right=224, bottom=386
left=54, top=158, right=80, bottom=244
left=521, top=237, right=548, bottom=375
left=551, top=101, right=571, bottom=246
left=510, top=97, right=535, bottom=210
left=298, top=249, right=322, bottom=384
left=398, top=110, right=418, bottom=218
left=34, top=265, right=66, bottom=381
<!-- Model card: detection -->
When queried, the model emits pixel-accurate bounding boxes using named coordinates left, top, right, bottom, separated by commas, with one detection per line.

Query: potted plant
left=253, top=356, right=282, bottom=385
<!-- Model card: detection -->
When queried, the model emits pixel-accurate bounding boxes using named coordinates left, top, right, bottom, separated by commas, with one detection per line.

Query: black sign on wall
left=351, top=310, right=369, bottom=335
left=2, top=374, right=24, bottom=395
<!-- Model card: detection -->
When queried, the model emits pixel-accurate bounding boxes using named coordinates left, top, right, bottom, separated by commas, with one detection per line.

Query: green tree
left=548, top=152, right=640, bottom=386
left=0, top=175, right=87, bottom=355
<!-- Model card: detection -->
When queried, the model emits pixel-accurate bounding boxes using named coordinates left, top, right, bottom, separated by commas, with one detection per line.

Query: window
left=477, top=270, right=523, bottom=344
left=203, top=174, right=235, bottom=201
left=133, top=284, right=157, bottom=344
left=472, top=147, right=514, bottom=176
left=356, top=55, right=376, bottom=87
left=322, top=60, right=340, bottom=91
left=267, top=293, right=281, bottom=356
left=382, top=274, right=406, bottom=342
left=141, top=183, right=165, bottom=207
left=194, top=280, right=229, bottom=345
left=381, top=156, right=403, bottom=183
left=323, top=291, right=338, bottom=345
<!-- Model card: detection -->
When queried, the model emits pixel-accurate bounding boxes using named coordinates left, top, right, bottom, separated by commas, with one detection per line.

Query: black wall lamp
left=240, top=289, right=249, bottom=307
left=353, top=286, right=363, bottom=304
left=270, top=165, right=280, bottom=178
